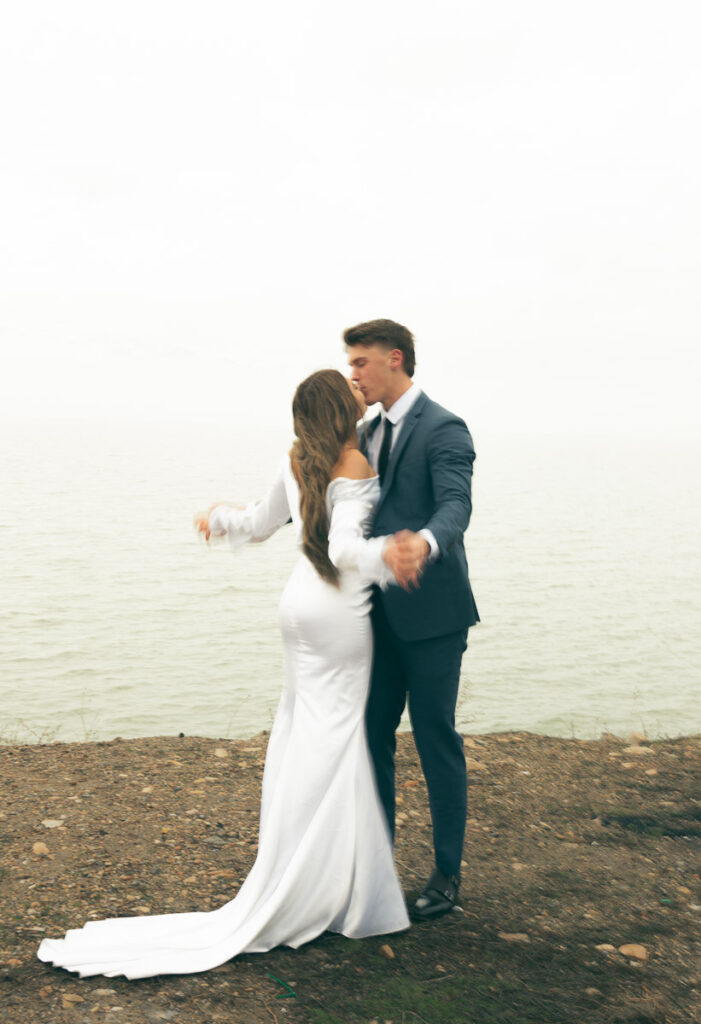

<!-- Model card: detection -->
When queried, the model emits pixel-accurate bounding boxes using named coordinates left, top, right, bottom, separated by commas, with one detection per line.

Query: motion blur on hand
left=194, top=512, right=211, bottom=541
left=383, top=530, right=430, bottom=590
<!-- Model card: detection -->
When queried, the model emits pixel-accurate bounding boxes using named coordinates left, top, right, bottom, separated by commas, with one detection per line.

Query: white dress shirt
left=365, top=384, right=439, bottom=560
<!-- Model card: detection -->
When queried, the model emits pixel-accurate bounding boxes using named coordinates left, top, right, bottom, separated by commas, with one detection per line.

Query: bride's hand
left=383, top=531, right=428, bottom=590
left=196, top=504, right=245, bottom=541
left=382, top=536, right=415, bottom=591
left=194, top=512, right=212, bottom=541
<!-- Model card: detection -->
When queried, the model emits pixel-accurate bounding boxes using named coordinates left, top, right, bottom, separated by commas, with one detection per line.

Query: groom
left=345, top=319, right=479, bottom=921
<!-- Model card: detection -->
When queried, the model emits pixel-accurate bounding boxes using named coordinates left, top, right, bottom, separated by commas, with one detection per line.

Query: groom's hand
left=384, top=530, right=430, bottom=590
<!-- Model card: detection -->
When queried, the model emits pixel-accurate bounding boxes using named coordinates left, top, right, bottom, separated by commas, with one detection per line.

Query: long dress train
left=37, top=460, right=409, bottom=978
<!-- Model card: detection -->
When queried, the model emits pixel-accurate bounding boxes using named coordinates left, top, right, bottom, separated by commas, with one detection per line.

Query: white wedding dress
left=38, top=459, right=409, bottom=978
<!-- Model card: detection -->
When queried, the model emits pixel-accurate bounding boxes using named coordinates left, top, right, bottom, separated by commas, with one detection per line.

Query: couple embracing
left=38, top=319, right=479, bottom=979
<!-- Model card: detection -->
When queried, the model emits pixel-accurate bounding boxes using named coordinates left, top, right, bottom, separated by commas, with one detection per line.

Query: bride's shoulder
left=331, top=448, right=376, bottom=481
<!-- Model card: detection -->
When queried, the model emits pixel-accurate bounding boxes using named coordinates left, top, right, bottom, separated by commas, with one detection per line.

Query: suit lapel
left=376, top=391, right=428, bottom=509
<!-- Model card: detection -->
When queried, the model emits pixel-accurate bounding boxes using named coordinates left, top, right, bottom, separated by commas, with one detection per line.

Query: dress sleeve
left=327, top=485, right=395, bottom=589
left=209, top=459, right=291, bottom=551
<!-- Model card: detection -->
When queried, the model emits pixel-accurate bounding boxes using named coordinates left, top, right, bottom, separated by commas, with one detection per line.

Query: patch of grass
left=311, top=973, right=516, bottom=1024
left=0, top=719, right=61, bottom=745
left=603, top=806, right=701, bottom=838
left=308, top=1011, right=346, bottom=1024
left=304, top=944, right=632, bottom=1024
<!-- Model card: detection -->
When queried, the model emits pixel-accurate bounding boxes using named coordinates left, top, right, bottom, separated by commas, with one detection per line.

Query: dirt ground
left=1, top=730, right=699, bottom=1023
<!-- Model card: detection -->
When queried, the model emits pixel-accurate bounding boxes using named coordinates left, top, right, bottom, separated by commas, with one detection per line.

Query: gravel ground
left=1, top=730, right=699, bottom=1023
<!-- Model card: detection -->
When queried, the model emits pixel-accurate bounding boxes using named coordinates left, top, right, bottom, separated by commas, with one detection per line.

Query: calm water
left=1, top=417, right=699, bottom=744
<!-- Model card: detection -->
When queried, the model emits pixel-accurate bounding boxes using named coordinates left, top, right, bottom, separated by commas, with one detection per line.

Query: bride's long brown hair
left=291, top=369, right=361, bottom=585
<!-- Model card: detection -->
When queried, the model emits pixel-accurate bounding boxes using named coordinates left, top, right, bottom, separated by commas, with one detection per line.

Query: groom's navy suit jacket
left=362, top=391, right=479, bottom=642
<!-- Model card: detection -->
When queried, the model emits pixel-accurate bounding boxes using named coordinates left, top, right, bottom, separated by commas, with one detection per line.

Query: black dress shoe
left=412, top=869, right=462, bottom=921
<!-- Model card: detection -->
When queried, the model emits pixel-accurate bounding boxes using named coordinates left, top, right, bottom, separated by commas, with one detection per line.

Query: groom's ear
left=389, top=348, right=404, bottom=370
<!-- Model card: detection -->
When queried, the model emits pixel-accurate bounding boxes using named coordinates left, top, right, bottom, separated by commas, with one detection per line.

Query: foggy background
left=1, top=0, right=699, bottom=439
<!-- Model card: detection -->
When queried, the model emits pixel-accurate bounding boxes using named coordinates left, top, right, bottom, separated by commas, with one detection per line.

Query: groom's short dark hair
left=343, top=319, right=416, bottom=377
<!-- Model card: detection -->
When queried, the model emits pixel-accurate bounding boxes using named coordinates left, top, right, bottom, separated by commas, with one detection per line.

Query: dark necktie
left=378, top=418, right=393, bottom=483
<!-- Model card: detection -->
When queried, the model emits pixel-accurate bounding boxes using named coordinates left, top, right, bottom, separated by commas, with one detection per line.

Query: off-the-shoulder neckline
left=284, top=460, right=378, bottom=488
left=328, top=474, right=379, bottom=484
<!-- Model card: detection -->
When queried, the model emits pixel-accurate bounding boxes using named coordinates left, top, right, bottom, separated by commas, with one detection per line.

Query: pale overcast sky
left=1, top=1, right=699, bottom=436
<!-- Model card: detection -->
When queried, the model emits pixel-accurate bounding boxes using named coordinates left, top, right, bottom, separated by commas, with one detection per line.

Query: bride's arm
left=327, top=491, right=397, bottom=589
left=198, top=459, right=291, bottom=549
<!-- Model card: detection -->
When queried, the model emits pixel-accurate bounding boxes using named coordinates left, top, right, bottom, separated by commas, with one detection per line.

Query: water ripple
left=1, top=421, right=700, bottom=744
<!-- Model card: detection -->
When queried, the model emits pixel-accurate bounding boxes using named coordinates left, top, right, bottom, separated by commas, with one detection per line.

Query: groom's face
left=347, top=344, right=395, bottom=408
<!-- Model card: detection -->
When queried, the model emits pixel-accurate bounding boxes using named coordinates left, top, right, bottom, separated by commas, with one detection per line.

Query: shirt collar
left=384, top=383, right=422, bottom=426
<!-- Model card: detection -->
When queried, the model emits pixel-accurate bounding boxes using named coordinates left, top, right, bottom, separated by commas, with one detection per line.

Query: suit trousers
left=366, top=595, right=468, bottom=879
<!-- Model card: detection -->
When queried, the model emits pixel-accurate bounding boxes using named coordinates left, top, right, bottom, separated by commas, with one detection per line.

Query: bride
left=37, top=369, right=410, bottom=979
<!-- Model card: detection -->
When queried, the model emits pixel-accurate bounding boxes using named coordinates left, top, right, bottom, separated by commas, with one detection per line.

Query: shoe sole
left=411, top=904, right=464, bottom=922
